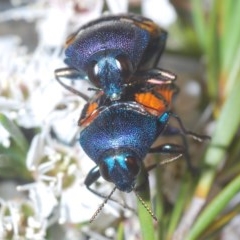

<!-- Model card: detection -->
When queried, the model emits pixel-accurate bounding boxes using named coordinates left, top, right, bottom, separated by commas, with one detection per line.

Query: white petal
left=142, top=0, right=177, bottom=27
left=106, top=0, right=129, bottom=13
left=26, top=133, right=45, bottom=170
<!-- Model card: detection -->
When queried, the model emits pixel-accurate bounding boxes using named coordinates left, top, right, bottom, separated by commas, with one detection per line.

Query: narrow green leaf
left=167, top=174, right=191, bottom=238
left=0, top=113, right=29, bottom=153
left=155, top=166, right=164, bottom=240
left=136, top=167, right=156, bottom=240
left=0, top=143, right=30, bottom=179
left=190, top=74, right=240, bottom=224
left=221, top=1, right=240, bottom=73
left=186, top=173, right=240, bottom=239
left=205, top=79, right=240, bottom=167
left=137, top=196, right=156, bottom=240
left=116, top=221, right=124, bottom=240
left=191, top=0, right=207, bottom=50
left=225, top=49, right=240, bottom=98
left=205, top=0, right=220, bottom=100
left=219, top=0, right=231, bottom=65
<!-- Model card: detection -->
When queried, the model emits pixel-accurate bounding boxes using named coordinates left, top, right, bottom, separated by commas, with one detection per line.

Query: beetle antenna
left=133, top=189, right=158, bottom=222
left=90, top=186, right=117, bottom=223
left=88, top=87, right=101, bottom=92
left=146, top=154, right=183, bottom=172
left=159, top=153, right=183, bottom=166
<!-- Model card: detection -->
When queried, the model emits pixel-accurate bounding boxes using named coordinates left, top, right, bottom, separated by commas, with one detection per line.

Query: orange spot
left=86, top=102, right=98, bottom=116
left=65, top=32, right=78, bottom=47
left=79, top=102, right=99, bottom=127
left=135, top=92, right=166, bottom=115
left=134, top=20, right=160, bottom=36
left=135, top=85, right=176, bottom=116
left=156, top=85, right=175, bottom=106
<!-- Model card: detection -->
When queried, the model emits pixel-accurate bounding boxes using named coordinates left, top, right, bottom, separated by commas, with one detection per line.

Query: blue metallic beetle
left=82, top=102, right=160, bottom=192
left=79, top=82, right=175, bottom=193
left=55, top=14, right=171, bottom=100
left=79, top=81, right=207, bottom=195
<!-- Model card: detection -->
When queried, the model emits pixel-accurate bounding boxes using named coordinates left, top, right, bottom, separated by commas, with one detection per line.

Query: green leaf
left=167, top=174, right=192, bottom=239
left=0, top=113, right=29, bottom=153
left=186, top=173, right=240, bottom=239
left=221, top=1, right=240, bottom=73
left=205, top=79, right=240, bottom=168
left=191, top=0, right=207, bottom=50
left=136, top=167, right=156, bottom=240
left=116, top=221, right=124, bottom=240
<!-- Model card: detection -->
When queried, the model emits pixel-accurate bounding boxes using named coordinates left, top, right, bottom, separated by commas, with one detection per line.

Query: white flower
left=0, top=198, right=48, bottom=240
left=142, top=0, right=177, bottom=27
left=0, top=124, right=10, bottom=148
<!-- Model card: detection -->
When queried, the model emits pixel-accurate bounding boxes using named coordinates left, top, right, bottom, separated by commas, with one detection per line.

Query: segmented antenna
left=88, top=87, right=101, bottom=92
left=133, top=189, right=158, bottom=222
left=90, top=186, right=117, bottom=223
left=159, top=153, right=183, bottom=166
left=146, top=153, right=183, bottom=172
left=87, top=188, right=137, bottom=213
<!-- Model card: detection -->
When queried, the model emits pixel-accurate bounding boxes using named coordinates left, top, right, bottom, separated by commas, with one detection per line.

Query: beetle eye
left=115, top=54, right=133, bottom=80
left=99, top=161, right=112, bottom=181
left=125, top=156, right=140, bottom=177
left=87, top=61, right=101, bottom=87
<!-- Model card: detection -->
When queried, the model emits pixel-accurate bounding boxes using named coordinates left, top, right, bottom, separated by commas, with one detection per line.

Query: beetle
left=77, top=80, right=210, bottom=222
left=55, top=14, right=171, bottom=100
left=79, top=81, right=207, bottom=194
left=79, top=82, right=175, bottom=191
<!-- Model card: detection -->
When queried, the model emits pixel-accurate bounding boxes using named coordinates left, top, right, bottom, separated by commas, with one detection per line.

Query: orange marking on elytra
left=79, top=102, right=99, bottom=127
left=86, top=102, right=98, bottom=116
left=156, top=86, right=175, bottom=106
left=134, top=20, right=160, bottom=36
left=135, top=92, right=166, bottom=114
left=135, top=85, right=176, bottom=116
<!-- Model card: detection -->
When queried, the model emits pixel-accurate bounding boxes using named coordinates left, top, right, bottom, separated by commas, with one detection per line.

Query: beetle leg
left=84, top=166, right=136, bottom=212
left=84, top=166, right=103, bottom=197
left=148, top=143, right=196, bottom=173
left=154, top=111, right=210, bottom=173
left=159, top=111, right=210, bottom=142
left=170, top=112, right=211, bottom=142
left=54, top=67, right=89, bottom=101
left=132, top=68, right=176, bottom=86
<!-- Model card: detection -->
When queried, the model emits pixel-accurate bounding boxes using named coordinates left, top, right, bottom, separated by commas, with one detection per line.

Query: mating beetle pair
left=55, top=14, right=209, bottom=220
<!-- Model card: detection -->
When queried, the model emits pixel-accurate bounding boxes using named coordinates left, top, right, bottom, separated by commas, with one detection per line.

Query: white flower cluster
left=0, top=0, right=176, bottom=239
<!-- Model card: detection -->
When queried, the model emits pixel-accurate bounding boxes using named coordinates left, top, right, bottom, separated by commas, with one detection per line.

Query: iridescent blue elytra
left=65, top=21, right=149, bottom=72
left=78, top=80, right=209, bottom=195
left=80, top=101, right=168, bottom=192
left=55, top=14, right=168, bottom=100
